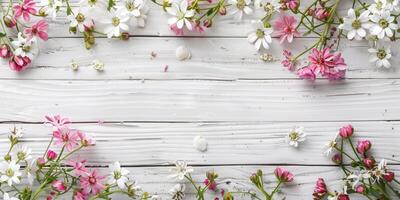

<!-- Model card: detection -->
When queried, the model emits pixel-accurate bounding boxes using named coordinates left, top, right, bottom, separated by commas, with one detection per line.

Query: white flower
left=13, top=145, right=32, bottom=161
left=247, top=20, right=273, bottom=50
left=9, top=126, right=23, bottom=139
left=371, top=159, right=388, bottom=182
left=370, top=0, right=400, bottom=13
left=118, top=0, right=144, bottom=18
left=368, top=45, right=392, bottom=68
left=369, top=10, right=398, bottom=39
left=166, top=0, right=195, bottom=30
left=346, top=171, right=371, bottom=188
left=150, top=195, right=161, bottom=200
left=3, top=193, right=19, bottom=200
left=67, top=7, right=93, bottom=32
left=0, top=160, right=22, bottom=186
left=193, top=135, right=207, bottom=152
left=169, top=160, right=193, bottom=181
left=40, top=0, right=63, bottom=20
left=108, top=161, right=130, bottom=189
left=338, top=9, right=371, bottom=40
left=79, top=0, right=107, bottom=10
left=25, top=159, right=37, bottom=185
left=285, top=126, right=306, bottom=147
left=12, top=32, right=35, bottom=59
left=100, top=9, right=130, bottom=38
left=254, top=0, right=280, bottom=15
left=228, top=0, right=253, bottom=20
left=324, top=134, right=338, bottom=156
left=90, top=59, right=105, bottom=71
left=169, top=183, right=185, bottom=200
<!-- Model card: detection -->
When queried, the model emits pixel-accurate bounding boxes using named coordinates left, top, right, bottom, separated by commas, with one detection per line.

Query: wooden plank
left=0, top=79, right=399, bottom=122
left=0, top=122, right=399, bottom=165
left=0, top=38, right=398, bottom=80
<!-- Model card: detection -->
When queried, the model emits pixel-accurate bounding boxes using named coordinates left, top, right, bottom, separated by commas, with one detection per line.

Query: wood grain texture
left=0, top=79, right=399, bottom=122
left=0, top=38, right=398, bottom=80
left=0, top=122, right=399, bottom=166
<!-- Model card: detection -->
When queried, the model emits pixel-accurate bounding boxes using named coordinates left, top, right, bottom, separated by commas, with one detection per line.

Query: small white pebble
left=70, top=59, right=79, bottom=71
left=175, top=45, right=191, bottom=61
left=193, top=135, right=208, bottom=152
left=91, top=59, right=104, bottom=71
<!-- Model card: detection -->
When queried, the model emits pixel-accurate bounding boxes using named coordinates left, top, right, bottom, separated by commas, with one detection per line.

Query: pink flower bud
left=284, top=0, right=299, bottom=10
left=356, top=140, right=371, bottom=154
left=383, top=171, right=395, bottom=182
left=203, top=19, right=212, bottom=28
left=3, top=15, right=16, bottom=28
left=274, top=167, right=294, bottom=183
left=312, top=178, right=327, bottom=199
left=363, top=157, right=375, bottom=169
left=0, top=44, right=12, bottom=58
left=356, top=185, right=365, bottom=193
left=52, top=180, right=66, bottom=192
left=47, top=150, right=57, bottom=160
left=314, top=8, right=329, bottom=20
left=9, top=55, right=31, bottom=72
left=298, top=67, right=316, bottom=80
left=332, top=153, right=342, bottom=164
left=37, top=157, right=45, bottom=167
left=219, top=7, right=227, bottom=15
left=339, top=124, right=353, bottom=139
left=338, top=194, right=350, bottom=200
left=203, top=178, right=217, bottom=191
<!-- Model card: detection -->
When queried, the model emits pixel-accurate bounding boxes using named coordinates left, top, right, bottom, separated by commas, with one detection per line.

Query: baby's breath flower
left=169, top=160, right=193, bottom=181
left=286, top=126, right=306, bottom=147
left=170, top=183, right=185, bottom=200
left=70, top=59, right=79, bottom=70
left=91, top=59, right=104, bottom=71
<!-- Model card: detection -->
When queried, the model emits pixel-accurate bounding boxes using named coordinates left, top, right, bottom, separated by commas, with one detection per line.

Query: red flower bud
left=383, top=171, right=395, bottom=182
left=47, top=150, right=57, bottom=160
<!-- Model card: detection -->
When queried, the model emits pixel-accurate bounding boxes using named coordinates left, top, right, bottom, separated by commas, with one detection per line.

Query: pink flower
left=283, top=0, right=299, bottom=10
left=73, top=190, right=86, bottom=200
left=170, top=24, right=184, bottom=36
left=67, top=159, right=88, bottom=176
left=356, top=140, right=371, bottom=154
left=355, top=185, right=365, bottom=193
left=363, top=157, right=376, bottom=169
left=52, top=180, right=66, bottom=192
left=273, top=15, right=300, bottom=43
left=338, top=194, right=350, bottom=200
left=332, top=153, right=342, bottom=164
left=3, top=15, right=16, bottom=28
left=193, top=21, right=205, bottom=33
left=37, top=157, right=46, bottom=167
left=9, top=55, right=31, bottom=72
left=77, top=131, right=96, bottom=147
left=339, top=124, right=353, bottom=139
left=45, top=115, right=71, bottom=128
left=383, top=171, right=395, bottom=182
left=47, top=150, right=57, bottom=160
left=13, top=0, right=37, bottom=21
left=53, top=127, right=79, bottom=151
left=274, top=167, right=294, bottom=183
left=312, top=178, right=327, bottom=200
left=0, top=44, right=12, bottom=58
left=297, top=67, right=316, bottom=80
left=282, top=50, right=296, bottom=71
left=79, top=170, right=105, bottom=195
left=307, top=48, right=346, bottom=79
left=203, top=178, right=217, bottom=191
left=314, top=8, right=329, bottom=21
left=24, top=20, right=49, bottom=41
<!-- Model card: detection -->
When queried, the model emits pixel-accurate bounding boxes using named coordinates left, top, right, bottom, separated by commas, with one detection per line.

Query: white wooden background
left=1, top=1, right=400, bottom=199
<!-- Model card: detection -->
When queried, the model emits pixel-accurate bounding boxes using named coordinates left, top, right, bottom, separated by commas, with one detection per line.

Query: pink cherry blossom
left=67, top=159, right=88, bottom=176
left=79, top=170, right=105, bottom=195
left=356, top=140, right=371, bottom=154
left=25, top=20, right=49, bottom=41
left=273, top=15, right=300, bottom=43
left=13, top=0, right=37, bottom=21
left=297, top=67, right=316, bottom=80
left=274, top=167, right=294, bottom=183
left=282, top=50, right=296, bottom=71
left=339, top=124, right=353, bottom=139
left=312, top=178, right=327, bottom=200
left=45, top=115, right=71, bottom=128
left=9, top=55, right=31, bottom=72
left=53, top=127, right=79, bottom=151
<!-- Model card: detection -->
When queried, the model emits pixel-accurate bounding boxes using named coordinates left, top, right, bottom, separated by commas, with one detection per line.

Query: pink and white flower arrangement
left=314, top=124, right=400, bottom=199
left=0, top=115, right=158, bottom=200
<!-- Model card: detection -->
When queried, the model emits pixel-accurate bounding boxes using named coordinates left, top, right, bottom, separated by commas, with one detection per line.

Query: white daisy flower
left=166, top=0, right=195, bottom=30
left=254, top=0, right=280, bottom=15
left=25, top=159, right=37, bottom=185
left=169, top=160, right=193, bottom=181
left=247, top=20, right=273, bottom=50
left=40, top=0, right=63, bottom=20
left=338, top=9, right=371, bottom=40
left=228, top=0, right=253, bottom=21
left=108, top=161, right=130, bottom=189
left=0, top=160, right=22, bottom=186
left=169, top=183, right=185, bottom=200
left=100, top=9, right=130, bottom=38
left=118, top=0, right=144, bottom=18
left=324, top=134, right=339, bottom=156
left=371, top=159, right=388, bottom=182
left=3, top=193, right=19, bottom=200
left=368, top=45, right=392, bottom=68
left=346, top=171, right=371, bottom=189
left=14, top=145, right=32, bottom=161
left=369, top=10, right=398, bottom=39
left=79, top=0, right=107, bottom=11
left=285, top=126, right=306, bottom=148
left=11, top=32, right=36, bottom=59
left=67, top=7, right=93, bottom=32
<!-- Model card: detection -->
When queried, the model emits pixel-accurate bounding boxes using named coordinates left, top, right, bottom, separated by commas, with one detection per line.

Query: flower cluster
left=0, top=115, right=157, bottom=200
left=168, top=161, right=294, bottom=200
left=0, top=0, right=147, bottom=72
left=316, top=124, right=400, bottom=199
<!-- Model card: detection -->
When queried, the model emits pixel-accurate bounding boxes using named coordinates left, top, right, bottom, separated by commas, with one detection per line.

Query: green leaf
left=0, top=32, right=6, bottom=37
